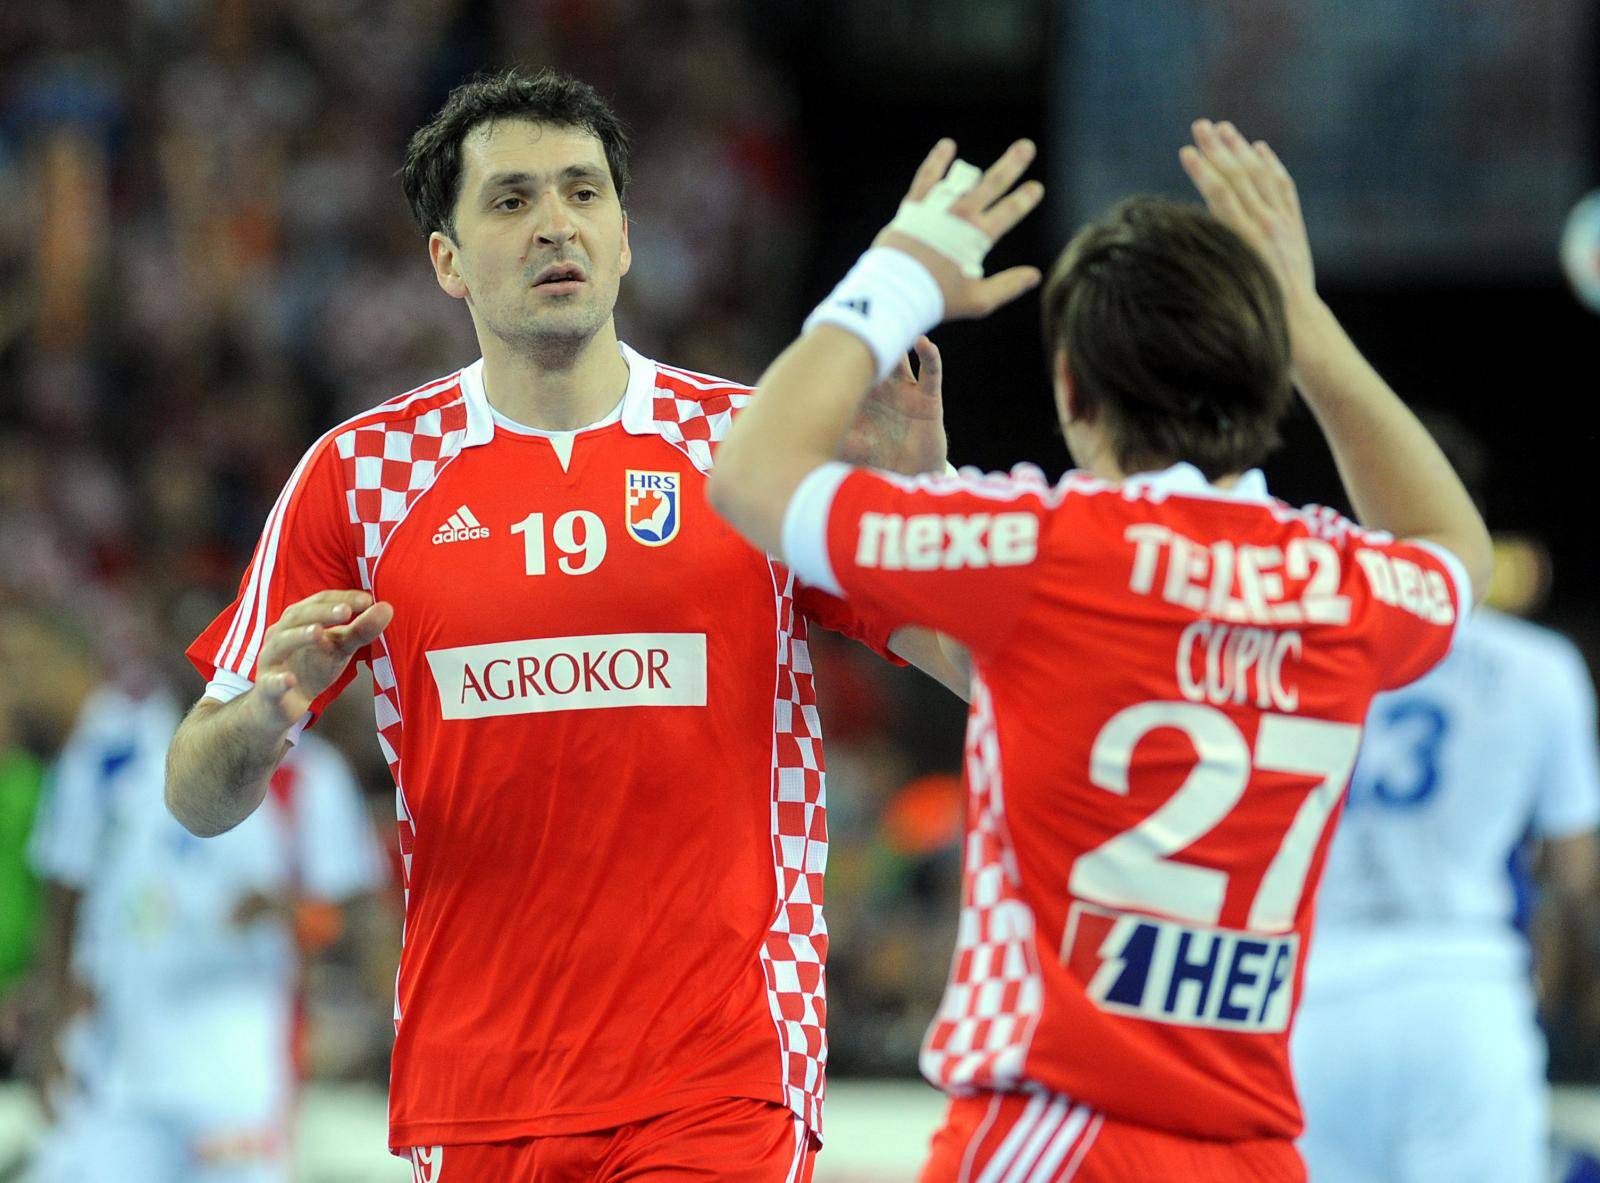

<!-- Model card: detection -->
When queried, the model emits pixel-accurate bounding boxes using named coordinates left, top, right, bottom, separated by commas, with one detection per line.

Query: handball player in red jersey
left=709, top=122, right=1491, bottom=1181
left=164, top=68, right=968, bottom=1182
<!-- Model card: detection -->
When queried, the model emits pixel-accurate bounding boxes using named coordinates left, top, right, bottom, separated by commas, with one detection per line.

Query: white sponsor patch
left=855, top=510, right=1039, bottom=571
left=1062, top=902, right=1298, bottom=1033
left=426, top=632, right=707, bottom=719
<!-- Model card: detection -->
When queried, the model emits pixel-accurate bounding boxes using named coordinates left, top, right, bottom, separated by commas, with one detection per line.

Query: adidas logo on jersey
left=433, top=506, right=490, bottom=545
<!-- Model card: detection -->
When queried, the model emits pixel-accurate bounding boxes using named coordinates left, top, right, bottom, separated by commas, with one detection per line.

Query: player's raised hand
left=249, top=590, right=393, bottom=728
left=874, top=138, right=1045, bottom=320
left=1180, top=121, right=1315, bottom=305
left=842, top=336, right=948, bottom=475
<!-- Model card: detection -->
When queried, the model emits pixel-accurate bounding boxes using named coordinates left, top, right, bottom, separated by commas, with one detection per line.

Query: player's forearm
left=1288, top=299, right=1492, bottom=600
left=709, top=326, right=879, bottom=555
left=890, top=627, right=973, bottom=701
left=164, top=693, right=290, bottom=837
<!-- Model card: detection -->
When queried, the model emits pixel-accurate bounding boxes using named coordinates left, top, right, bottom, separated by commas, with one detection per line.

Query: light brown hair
left=1041, top=197, right=1292, bottom=481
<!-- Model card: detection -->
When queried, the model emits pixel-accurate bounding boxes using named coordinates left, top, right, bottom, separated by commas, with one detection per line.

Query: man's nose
left=532, top=192, right=577, bottom=247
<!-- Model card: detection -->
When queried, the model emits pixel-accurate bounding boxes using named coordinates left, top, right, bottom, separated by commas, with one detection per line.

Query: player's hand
left=247, top=591, right=393, bottom=731
left=842, top=336, right=947, bottom=475
left=874, top=139, right=1045, bottom=321
left=1179, top=120, right=1316, bottom=308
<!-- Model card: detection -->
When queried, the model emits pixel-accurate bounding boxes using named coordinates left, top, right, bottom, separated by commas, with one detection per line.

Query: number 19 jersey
left=189, top=346, right=893, bottom=1148
left=782, top=459, right=1468, bottom=1141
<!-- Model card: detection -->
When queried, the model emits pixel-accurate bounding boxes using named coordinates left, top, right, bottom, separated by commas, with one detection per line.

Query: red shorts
left=919, top=1091, right=1305, bottom=1183
left=405, top=1097, right=815, bottom=1183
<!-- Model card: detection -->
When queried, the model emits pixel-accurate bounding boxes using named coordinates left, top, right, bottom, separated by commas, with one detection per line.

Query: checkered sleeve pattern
left=651, top=367, right=829, bottom=1136
left=760, top=561, right=830, bottom=1134
left=920, top=672, right=1045, bottom=1093
left=329, top=390, right=472, bottom=985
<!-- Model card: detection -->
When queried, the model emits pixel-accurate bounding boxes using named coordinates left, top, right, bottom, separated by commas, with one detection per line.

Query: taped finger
left=926, top=159, right=985, bottom=211
left=891, top=165, right=994, bottom=278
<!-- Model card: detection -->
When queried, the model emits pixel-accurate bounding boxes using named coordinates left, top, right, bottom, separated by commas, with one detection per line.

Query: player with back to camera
left=708, top=121, right=1492, bottom=1180
left=163, top=66, right=970, bottom=1182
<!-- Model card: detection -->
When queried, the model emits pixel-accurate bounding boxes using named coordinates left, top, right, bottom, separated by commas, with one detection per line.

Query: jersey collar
left=1121, top=461, right=1272, bottom=503
left=457, top=343, right=661, bottom=448
left=618, top=342, right=662, bottom=435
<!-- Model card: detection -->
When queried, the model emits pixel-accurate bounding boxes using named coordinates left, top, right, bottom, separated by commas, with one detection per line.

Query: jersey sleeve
left=291, top=736, right=388, bottom=901
left=1530, top=641, right=1600, bottom=839
left=186, top=437, right=363, bottom=723
left=1343, top=530, right=1473, bottom=691
left=781, top=462, right=1053, bottom=656
left=792, top=583, right=906, bottom=665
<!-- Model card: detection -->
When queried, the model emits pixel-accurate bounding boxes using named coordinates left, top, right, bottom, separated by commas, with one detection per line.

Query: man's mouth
left=532, top=263, right=587, bottom=291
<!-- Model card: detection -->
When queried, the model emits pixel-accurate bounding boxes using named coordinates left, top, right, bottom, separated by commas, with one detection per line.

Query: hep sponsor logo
left=1062, top=902, right=1297, bottom=1033
left=426, top=632, right=707, bottom=719
left=855, top=510, right=1038, bottom=571
left=626, top=470, right=680, bottom=546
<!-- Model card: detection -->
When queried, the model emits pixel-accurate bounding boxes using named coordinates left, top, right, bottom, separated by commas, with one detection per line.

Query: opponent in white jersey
left=26, top=683, right=385, bottom=1183
left=1293, top=608, right=1600, bottom=1182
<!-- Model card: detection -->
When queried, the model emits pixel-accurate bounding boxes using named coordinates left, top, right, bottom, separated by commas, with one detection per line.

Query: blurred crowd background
left=0, top=0, right=1596, bottom=1135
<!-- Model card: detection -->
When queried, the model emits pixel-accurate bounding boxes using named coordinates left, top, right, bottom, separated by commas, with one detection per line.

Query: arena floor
left=2, top=1081, right=1599, bottom=1181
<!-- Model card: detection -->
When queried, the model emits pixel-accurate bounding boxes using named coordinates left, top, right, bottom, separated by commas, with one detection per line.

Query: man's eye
left=574, top=189, right=599, bottom=202
left=496, top=197, right=524, bottom=211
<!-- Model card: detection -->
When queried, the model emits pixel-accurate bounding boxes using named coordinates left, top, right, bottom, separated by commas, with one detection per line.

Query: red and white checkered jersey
left=189, top=345, right=896, bottom=1147
left=782, top=459, right=1470, bottom=1141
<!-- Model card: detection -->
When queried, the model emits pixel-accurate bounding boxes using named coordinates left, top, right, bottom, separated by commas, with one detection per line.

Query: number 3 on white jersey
left=1070, top=702, right=1362, bottom=934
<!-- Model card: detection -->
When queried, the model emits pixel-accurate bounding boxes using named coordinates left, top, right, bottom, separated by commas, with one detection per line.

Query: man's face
left=431, top=120, right=631, bottom=355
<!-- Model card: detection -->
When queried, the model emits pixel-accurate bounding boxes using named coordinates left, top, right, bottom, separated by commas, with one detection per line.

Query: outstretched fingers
left=975, top=265, right=1043, bottom=316
left=1187, top=120, right=1306, bottom=246
left=1196, top=122, right=1275, bottom=218
left=1183, top=120, right=1316, bottom=295
left=961, top=139, right=1038, bottom=218
left=979, top=177, right=1046, bottom=241
left=906, top=139, right=959, bottom=203
left=1251, top=138, right=1302, bottom=223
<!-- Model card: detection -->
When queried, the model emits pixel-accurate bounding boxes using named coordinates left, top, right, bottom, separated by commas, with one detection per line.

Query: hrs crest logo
left=625, top=470, right=680, bottom=546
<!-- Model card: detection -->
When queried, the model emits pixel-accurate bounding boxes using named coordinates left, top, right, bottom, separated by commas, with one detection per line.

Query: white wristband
left=803, top=248, right=944, bottom=382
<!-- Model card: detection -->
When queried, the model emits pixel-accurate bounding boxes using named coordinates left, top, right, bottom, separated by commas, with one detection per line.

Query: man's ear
left=618, top=211, right=632, bottom=279
left=429, top=231, right=469, bottom=300
left=1052, top=350, right=1086, bottom=423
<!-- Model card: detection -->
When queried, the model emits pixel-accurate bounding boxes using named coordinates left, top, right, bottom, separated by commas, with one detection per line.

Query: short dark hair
left=402, top=67, right=632, bottom=240
left=1041, top=197, right=1292, bottom=482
